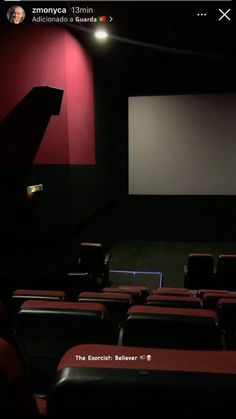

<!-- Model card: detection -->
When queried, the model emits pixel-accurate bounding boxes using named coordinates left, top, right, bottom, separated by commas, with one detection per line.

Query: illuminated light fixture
left=94, top=29, right=108, bottom=40
left=26, top=184, right=43, bottom=199
left=27, top=184, right=43, bottom=194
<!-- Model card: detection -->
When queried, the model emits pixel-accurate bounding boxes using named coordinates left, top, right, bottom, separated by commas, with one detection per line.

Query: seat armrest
left=104, top=253, right=111, bottom=265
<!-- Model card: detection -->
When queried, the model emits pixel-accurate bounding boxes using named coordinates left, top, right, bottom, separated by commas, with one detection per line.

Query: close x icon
left=218, top=9, right=231, bottom=21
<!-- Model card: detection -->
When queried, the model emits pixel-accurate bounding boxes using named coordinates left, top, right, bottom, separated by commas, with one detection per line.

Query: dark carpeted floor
left=109, top=239, right=236, bottom=288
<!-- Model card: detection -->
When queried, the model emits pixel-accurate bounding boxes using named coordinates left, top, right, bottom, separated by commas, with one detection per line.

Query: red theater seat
left=78, top=291, right=132, bottom=317
left=146, top=295, right=202, bottom=308
left=202, top=292, right=236, bottom=310
left=184, top=253, right=215, bottom=289
left=121, top=306, right=225, bottom=350
left=102, top=286, right=147, bottom=304
left=0, top=300, right=15, bottom=344
left=196, top=289, right=229, bottom=299
left=76, top=242, right=111, bottom=288
left=118, top=286, right=149, bottom=303
left=152, top=287, right=192, bottom=297
left=47, top=343, right=236, bottom=416
left=78, top=291, right=133, bottom=341
left=15, top=300, right=112, bottom=393
left=216, top=298, right=236, bottom=349
left=0, top=338, right=46, bottom=415
left=216, top=254, right=236, bottom=290
left=12, top=289, right=66, bottom=312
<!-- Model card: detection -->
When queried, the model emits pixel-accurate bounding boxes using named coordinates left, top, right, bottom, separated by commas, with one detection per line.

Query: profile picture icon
left=7, top=5, right=25, bottom=24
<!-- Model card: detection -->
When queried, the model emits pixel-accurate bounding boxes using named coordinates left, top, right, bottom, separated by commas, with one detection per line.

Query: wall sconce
left=26, top=183, right=43, bottom=199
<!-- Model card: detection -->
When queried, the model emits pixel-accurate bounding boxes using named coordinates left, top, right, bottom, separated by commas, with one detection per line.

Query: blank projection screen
left=129, top=94, right=236, bottom=195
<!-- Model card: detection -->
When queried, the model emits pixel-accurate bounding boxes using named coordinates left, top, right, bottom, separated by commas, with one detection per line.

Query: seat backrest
left=152, top=287, right=192, bottom=297
left=118, top=286, right=149, bottom=303
left=79, top=242, right=106, bottom=276
left=121, top=306, right=224, bottom=350
left=146, top=295, right=202, bottom=309
left=78, top=291, right=133, bottom=342
left=187, top=253, right=214, bottom=275
left=203, top=291, right=236, bottom=310
left=102, top=286, right=147, bottom=304
left=12, top=289, right=66, bottom=313
left=15, top=300, right=112, bottom=393
left=0, top=338, right=39, bottom=415
left=216, top=298, right=236, bottom=349
left=184, top=253, right=215, bottom=289
left=47, top=343, right=236, bottom=416
left=196, top=289, right=229, bottom=298
left=13, top=289, right=66, bottom=301
left=0, top=300, right=15, bottom=344
left=216, top=255, right=236, bottom=290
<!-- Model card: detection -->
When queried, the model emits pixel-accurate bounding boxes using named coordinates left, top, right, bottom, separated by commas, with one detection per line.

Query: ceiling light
left=95, top=29, right=108, bottom=40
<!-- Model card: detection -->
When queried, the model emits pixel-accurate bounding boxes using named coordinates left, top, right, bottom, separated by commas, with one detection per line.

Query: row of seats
left=1, top=338, right=236, bottom=416
left=11, top=285, right=236, bottom=311
left=9, top=287, right=236, bottom=352
left=184, top=253, right=236, bottom=290
left=2, top=286, right=236, bottom=392
left=48, top=343, right=236, bottom=416
left=10, top=299, right=229, bottom=392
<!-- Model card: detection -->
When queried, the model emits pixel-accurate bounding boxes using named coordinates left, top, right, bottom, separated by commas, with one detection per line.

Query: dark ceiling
left=1, top=1, right=234, bottom=93
left=66, top=1, right=235, bottom=93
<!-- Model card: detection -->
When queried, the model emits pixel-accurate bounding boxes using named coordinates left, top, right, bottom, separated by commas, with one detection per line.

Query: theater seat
left=118, top=286, right=149, bottom=303
left=152, top=287, right=192, bottom=297
left=146, top=295, right=202, bottom=308
left=0, top=300, right=15, bottom=344
left=202, top=292, right=236, bottom=310
left=15, top=300, right=112, bottom=393
left=12, top=289, right=66, bottom=312
left=184, top=253, right=215, bottom=289
left=216, top=254, right=236, bottom=290
left=196, top=289, right=229, bottom=299
left=0, top=338, right=46, bottom=415
left=76, top=242, right=111, bottom=288
left=102, top=286, right=148, bottom=304
left=216, top=298, right=236, bottom=349
left=47, top=343, right=236, bottom=416
left=78, top=291, right=133, bottom=342
left=121, top=306, right=225, bottom=350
